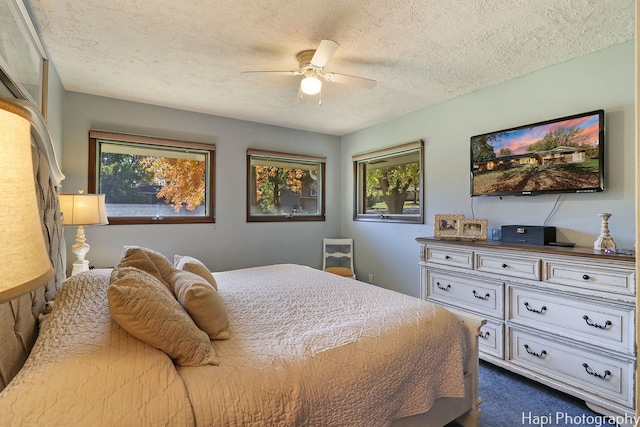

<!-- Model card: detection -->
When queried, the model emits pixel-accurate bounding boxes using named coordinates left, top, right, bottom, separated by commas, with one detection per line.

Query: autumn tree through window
left=247, top=149, right=325, bottom=222
left=89, top=130, right=214, bottom=225
left=353, top=140, right=424, bottom=223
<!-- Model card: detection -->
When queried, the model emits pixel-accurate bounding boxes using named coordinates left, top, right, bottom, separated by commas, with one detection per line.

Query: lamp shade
left=0, top=99, right=54, bottom=303
left=59, top=193, right=108, bottom=226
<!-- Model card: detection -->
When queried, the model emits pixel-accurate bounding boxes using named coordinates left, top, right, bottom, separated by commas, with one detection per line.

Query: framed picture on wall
left=459, top=218, right=488, bottom=240
left=434, top=214, right=464, bottom=237
left=0, top=0, right=48, bottom=117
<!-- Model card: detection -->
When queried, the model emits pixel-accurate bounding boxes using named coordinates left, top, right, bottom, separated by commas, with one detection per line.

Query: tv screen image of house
left=470, top=110, right=604, bottom=196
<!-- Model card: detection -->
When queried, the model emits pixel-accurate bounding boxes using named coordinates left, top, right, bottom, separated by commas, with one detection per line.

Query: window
left=353, top=140, right=424, bottom=223
left=247, top=149, right=325, bottom=222
left=89, top=130, right=215, bottom=225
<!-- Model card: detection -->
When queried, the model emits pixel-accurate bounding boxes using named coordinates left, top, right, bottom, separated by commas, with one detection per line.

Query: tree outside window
left=89, top=130, right=214, bottom=225
left=247, top=150, right=325, bottom=222
left=354, top=140, right=424, bottom=223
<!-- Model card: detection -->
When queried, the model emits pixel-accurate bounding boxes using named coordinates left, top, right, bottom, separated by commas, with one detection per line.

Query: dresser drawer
left=509, top=328, right=634, bottom=407
left=478, top=320, right=504, bottom=359
left=475, top=251, right=541, bottom=281
left=425, top=245, right=474, bottom=269
left=509, top=287, right=635, bottom=354
left=427, top=271, right=504, bottom=318
left=544, top=260, right=635, bottom=296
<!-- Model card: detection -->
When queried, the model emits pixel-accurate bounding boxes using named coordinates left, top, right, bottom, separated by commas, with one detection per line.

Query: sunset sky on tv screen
left=488, top=114, right=600, bottom=155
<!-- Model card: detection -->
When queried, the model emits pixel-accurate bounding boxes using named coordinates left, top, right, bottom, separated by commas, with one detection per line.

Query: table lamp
left=59, top=191, right=108, bottom=275
left=0, top=99, right=54, bottom=303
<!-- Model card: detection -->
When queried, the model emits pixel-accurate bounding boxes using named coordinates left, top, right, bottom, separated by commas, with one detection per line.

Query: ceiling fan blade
left=310, top=40, right=339, bottom=68
left=241, top=71, right=302, bottom=77
left=323, top=72, right=377, bottom=89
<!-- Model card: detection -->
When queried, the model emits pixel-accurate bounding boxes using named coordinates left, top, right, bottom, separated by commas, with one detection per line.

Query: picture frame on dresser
left=434, top=214, right=464, bottom=237
left=459, top=218, right=488, bottom=240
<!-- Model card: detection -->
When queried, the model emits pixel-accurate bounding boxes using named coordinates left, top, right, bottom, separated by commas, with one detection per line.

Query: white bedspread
left=0, top=264, right=469, bottom=427
left=178, top=264, right=469, bottom=427
left=0, top=269, right=195, bottom=427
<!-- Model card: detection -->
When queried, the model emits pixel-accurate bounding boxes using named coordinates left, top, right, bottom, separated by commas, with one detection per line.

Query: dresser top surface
left=416, top=237, right=635, bottom=263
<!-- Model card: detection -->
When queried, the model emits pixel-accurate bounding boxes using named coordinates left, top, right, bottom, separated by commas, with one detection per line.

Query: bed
left=0, top=97, right=485, bottom=426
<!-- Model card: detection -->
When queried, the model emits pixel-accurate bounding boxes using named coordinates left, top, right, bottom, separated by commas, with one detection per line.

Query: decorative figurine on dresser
left=416, top=237, right=636, bottom=425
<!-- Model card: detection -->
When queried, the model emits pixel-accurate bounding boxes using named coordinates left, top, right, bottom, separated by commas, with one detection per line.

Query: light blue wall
left=57, top=42, right=634, bottom=291
left=341, top=41, right=636, bottom=297
left=61, top=93, right=342, bottom=273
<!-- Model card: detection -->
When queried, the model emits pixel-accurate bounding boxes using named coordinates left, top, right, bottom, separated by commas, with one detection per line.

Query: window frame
left=246, top=149, right=326, bottom=222
left=353, top=140, right=424, bottom=224
left=88, top=130, right=215, bottom=225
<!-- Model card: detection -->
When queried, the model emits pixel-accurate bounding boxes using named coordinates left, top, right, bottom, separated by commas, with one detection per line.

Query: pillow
left=170, top=269, right=229, bottom=340
left=174, top=255, right=217, bottom=290
left=324, top=266, right=354, bottom=277
left=116, top=246, right=175, bottom=286
left=108, top=266, right=218, bottom=366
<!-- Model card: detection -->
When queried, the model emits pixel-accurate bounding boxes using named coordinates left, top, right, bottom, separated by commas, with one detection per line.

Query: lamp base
left=71, top=259, right=90, bottom=276
left=70, top=225, right=91, bottom=276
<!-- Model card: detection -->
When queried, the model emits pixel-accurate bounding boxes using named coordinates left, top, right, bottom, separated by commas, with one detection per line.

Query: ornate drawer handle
left=582, top=363, right=611, bottom=379
left=582, top=315, right=612, bottom=329
left=501, top=263, right=508, bottom=268
left=524, top=302, right=547, bottom=314
left=479, top=331, right=490, bottom=339
left=582, top=274, right=590, bottom=280
left=524, top=344, right=546, bottom=358
left=436, top=282, right=451, bottom=291
left=472, top=290, right=490, bottom=300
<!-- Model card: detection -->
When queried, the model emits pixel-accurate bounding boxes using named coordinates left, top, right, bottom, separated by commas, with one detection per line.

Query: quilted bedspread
left=0, top=269, right=195, bottom=427
left=0, top=264, right=469, bottom=427
left=178, top=264, right=469, bottom=427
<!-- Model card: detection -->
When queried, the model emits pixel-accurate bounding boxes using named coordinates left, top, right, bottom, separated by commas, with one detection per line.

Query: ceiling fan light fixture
left=300, top=75, right=322, bottom=95
left=242, top=40, right=376, bottom=99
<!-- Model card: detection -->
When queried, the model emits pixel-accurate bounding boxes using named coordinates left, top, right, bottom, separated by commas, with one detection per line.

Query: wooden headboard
left=0, top=99, right=66, bottom=391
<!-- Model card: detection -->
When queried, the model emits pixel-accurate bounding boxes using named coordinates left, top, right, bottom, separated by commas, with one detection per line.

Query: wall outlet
left=368, top=274, right=374, bottom=284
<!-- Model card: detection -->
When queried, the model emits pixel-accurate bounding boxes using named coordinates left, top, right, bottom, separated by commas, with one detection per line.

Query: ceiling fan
left=241, top=40, right=377, bottom=101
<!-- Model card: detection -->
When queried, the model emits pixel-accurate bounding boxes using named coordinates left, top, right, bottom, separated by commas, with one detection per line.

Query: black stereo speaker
left=501, top=225, right=556, bottom=246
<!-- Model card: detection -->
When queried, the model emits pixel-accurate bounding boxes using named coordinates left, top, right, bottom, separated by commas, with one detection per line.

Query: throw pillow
left=174, top=255, right=217, bottom=290
left=169, top=269, right=229, bottom=340
left=108, top=266, right=218, bottom=366
left=117, top=246, right=175, bottom=285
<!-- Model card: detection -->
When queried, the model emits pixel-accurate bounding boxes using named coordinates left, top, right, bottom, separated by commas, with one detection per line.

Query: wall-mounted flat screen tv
left=470, top=110, right=604, bottom=197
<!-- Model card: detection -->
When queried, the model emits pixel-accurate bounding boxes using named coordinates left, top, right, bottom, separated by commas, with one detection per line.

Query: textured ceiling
left=27, top=0, right=635, bottom=136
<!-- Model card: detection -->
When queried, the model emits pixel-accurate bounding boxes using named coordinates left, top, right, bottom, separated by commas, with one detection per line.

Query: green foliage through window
left=354, top=140, right=423, bottom=223
left=247, top=150, right=325, bottom=222
left=89, top=130, right=215, bottom=225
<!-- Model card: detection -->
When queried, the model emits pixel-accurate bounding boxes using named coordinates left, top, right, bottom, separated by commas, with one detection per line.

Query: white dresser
left=416, top=237, right=636, bottom=420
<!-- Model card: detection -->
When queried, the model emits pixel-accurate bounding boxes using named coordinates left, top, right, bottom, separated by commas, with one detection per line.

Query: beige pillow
left=174, top=255, right=217, bottom=290
left=117, top=246, right=175, bottom=285
left=169, top=269, right=229, bottom=340
left=108, top=266, right=218, bottom=366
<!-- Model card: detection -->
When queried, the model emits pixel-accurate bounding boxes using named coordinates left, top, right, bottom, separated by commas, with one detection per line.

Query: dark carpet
left=447, top=361, right=621, bottom=427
